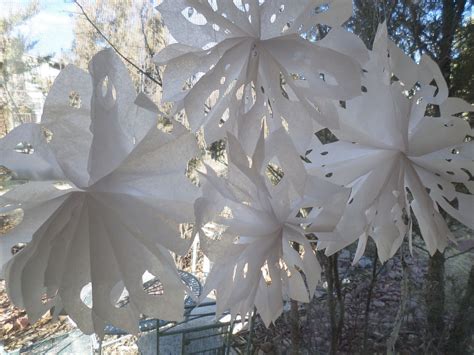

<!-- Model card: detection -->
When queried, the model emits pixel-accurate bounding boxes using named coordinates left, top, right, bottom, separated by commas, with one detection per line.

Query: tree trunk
left=423, top=0, right=466, bottom=345
left=438, top=0, right=466, bottom=87
left=362, top=251, right=378, bottom=352
left=333, top=253, right=344, bottom=345
left=290, top=242, right=301, bottom=354
left=425, top=251, right=445, bottom=339
left=290, top=299, right=301, bottom=355
left=325, top=252, right=344, bottom=355
left=445, top=264, right=474, bottom=354
left=326, top=254, right=338, bottom=355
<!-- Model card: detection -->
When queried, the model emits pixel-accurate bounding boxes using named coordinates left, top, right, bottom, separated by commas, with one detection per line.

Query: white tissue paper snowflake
left=194, top=126, right=350, bottom=325
left=0, top=49, right=199, bottom=336
left=154, top=0, right=368, bottom=154
left=307, top=24, right=474, bottom=263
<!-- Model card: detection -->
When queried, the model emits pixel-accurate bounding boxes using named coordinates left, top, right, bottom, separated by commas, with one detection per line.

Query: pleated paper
left=0, top=49, right=199, bottom=336
left=307, top=24, right=474, bottom=263
left=194, top=127, right=349, bottom=324
left=155, top=0, right=368, bottom=154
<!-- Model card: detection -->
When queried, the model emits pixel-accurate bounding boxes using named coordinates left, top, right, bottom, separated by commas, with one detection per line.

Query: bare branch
left=73, top=0, right=162, bottom=86
left=445, top=246, right=474, bottom=260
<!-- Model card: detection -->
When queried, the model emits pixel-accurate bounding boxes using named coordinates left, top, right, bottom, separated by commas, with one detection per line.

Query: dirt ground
left=0, top=281, right=74, bottom=352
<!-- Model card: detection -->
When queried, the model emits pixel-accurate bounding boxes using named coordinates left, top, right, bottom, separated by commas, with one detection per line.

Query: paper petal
left=197, top=127, right=345, bottom=324
left=307, top=27, right=473, bottom=261
left=1, top=50, right=198, bottom=336
left=156, top=0, right=364, bottom=153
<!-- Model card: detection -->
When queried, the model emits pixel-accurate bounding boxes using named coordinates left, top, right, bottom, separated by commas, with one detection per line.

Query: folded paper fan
left=0, top=49, right=199, bottom=336
left=307, top=24, right=474, bottom=263
left=194, top=126, right=350, bottom=325
left=155, top=0, right=368, bottom=154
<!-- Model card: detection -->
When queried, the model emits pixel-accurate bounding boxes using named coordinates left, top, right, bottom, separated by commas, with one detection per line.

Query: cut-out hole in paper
left=0, top=208, right=24, bottom=234
left=452, top=182, right=471, bottom=195
left=460, top=168, right=474, bottom=181
left=209, top=139, right=226, bottom=162
left=80, top=283, right=93, bottom=309
left=179, top=222, right=194, bottom=240
left=99, top=76, right=117, bottom=103
left=428, top=78, right=440, bottom=97
left=296, top=207, right=313, bottom=218
left=42, top=127, right=53, bottom=143
left=390, top=74, right=399, bottom=84
left=157, top=116, right=174, bottom=133
left=0, top=165, right=13, bottom=180
left=266, top=163, right=284, bottom=185
left=261, top=261, right=272, bottom=286
left=315, top=128, right=338, bottom=144
left=282, top=22, right=292, bottom=33
left=425, top=104, right=441, bottom=117
left=69, top=91, right=81, bottom=109
left=218, top=108, right=230, bottom=127
left=143, top=277, right=164, bottom=297
left=41, top=291, right=57, bottom=305
left=11, top=242, right=27, bottom=256
left=53, top=181, right=74, bottom=191
left=181, top=7, right=207, bottom=25
left=314, top=3, right=329, bottom=14
left=14, top=142, right=34, bottom=154
left=303, top=25, right=331, bottom=42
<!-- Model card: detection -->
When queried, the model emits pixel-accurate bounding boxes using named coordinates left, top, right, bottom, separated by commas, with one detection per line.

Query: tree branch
left=74, top=0, right=162, bottom=86
left=445, top=246, right=474, bottom=260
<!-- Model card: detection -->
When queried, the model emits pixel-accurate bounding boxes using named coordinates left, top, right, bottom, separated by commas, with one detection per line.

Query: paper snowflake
left=155, top=0, right=367, bottom=154
left=307, top=25, right=474, bottom=262
left=194, top=127, right=349, bottom=325
left=0, top=49, right=199, bottom=336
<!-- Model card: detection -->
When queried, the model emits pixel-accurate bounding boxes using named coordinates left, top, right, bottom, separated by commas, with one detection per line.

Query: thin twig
left=445, top=246, right=474, bottom=260
left=412, top=242, right=430, bottom=255
left=387, top=247, right=409, bottom=354
left=73, top=0, right=162, bottom=86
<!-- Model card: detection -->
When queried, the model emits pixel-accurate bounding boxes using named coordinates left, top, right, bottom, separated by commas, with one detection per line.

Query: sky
left=1, top=0, right=75, bottom=60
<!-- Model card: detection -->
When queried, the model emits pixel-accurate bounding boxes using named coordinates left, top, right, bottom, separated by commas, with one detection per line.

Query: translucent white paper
left=155, top=0, right=367, bottom=154
left=0, top=49, right=199, bottom=336
left=307, top=24, right=474, bottom=262
left=195, top=127, right=349, bottom=325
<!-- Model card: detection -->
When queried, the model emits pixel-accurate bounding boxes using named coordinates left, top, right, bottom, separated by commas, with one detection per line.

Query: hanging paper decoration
left=0, top=49, right=199, bottom=336
left=194, top=127, right=350, bottom=325
left=154, top=0, right=368, bottom=154
left=307, top=24, right=474, bottom=263
left=0, top=2, right=472, bottom=339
